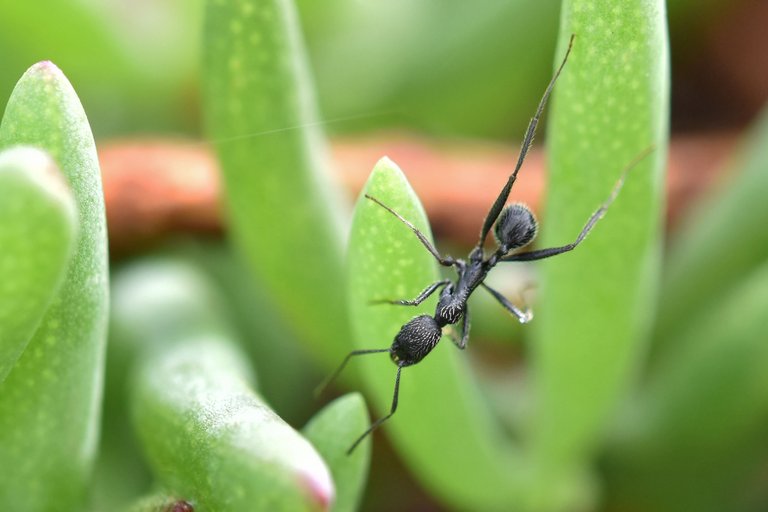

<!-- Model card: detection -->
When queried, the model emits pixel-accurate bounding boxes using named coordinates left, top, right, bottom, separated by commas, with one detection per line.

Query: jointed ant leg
left=501, top=146, right=654, bottom=263
left=481, top=283, right=532, bottom=324
left=446, top=304, right=470, bottom=349
left=456, top=304, right=471, bottom=349
left=370, top=279, right=451, bottom=306
left=475, top=34, right=575, bottom=248
left=347, top=365, right=403, bottom=454
left=315, top=348, right=391, bottom=397
left=365, top=194, right=455, bottom=267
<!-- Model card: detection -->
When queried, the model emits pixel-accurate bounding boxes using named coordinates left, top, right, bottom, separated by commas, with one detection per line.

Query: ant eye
left=494, top=203, right=538, bottom=251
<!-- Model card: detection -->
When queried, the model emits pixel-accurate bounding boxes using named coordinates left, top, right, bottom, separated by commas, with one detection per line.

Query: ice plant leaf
left=0, top=147, right=76, bottom=383
left=203, top=0, right=351, bottom=368
left=347, top=157, right=521, bottom=510
left=115, top=259, right=334, bottom=511
left=526, top=1, right=669, bottom=508
left=303, top=393, right=370, bottom=512
left=0, top=61, right=108, bottom=511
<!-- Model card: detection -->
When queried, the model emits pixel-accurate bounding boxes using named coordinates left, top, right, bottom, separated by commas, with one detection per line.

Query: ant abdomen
left=390, top=315, right=442, bottom=366
left=494, top=203, right=538, bottom=252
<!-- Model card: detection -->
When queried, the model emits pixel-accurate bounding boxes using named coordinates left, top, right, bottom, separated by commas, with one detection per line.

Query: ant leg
left=502, top=146, right=654, bottom=263
left=314, top=348, right=391, bottom=397
left=500, top=211, right=602, bottom=262
left=347, top=365, right=403, bottom=454
left=455, top=304, right=471, bottom=349
left=370, top=279, right=451, bottom=306
left=445, top=305, right=469, bottom=349
left=475, top=34, right=575, bottom=249
left=481, top=283, right=532, bottom=324
left=365, top=194, right=455, bottom=267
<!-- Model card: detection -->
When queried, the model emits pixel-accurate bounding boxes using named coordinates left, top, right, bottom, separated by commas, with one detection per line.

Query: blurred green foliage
left=1, top=0, right=767, bottom=511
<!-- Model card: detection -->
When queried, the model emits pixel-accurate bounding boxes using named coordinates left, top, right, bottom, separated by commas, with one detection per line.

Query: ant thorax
left=435, top=280, right=469, bottom=327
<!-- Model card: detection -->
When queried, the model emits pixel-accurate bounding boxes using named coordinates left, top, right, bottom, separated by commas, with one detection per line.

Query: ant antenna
left=476, top=33, right=575, bottom=251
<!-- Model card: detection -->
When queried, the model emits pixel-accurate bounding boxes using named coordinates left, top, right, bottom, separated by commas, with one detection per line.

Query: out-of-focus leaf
left=655, top=107, right=768, bottom=351
left=308, top=0, right=561, bottom=137
left=203, top=0, right=351, bottom=369
left=172, top=240, right=319, bottom=425
left=526, top=1, right=669, bottom=508
left=0, top=147, right=76, bottom=382
left=608, top=262, right=768, bottom=512
left=94, top=258, right=241, bottom=512
left=133, top=339, right=334, bottom=512
left=115, top=259, right=334, bottom=511
left=0, top=1, right=201, bottom=135
left=303, top=393, right=370, bottom=512
left=0, top=62, right=108, bottom=511
left=347, top=157, right=520, bottom=510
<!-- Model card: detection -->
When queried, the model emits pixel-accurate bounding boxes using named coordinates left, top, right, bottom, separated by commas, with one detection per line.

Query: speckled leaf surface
left=347, top=158, right=521, bottom=510
left=525, top=1, right=669, bottom=507
left=0, top=62, right=108, bottom=511
left=0, top=147, right=76, bottom=383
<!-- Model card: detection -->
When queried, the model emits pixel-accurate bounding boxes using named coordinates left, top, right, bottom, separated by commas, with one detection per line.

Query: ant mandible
left=322, top=35, right=650, bottom=454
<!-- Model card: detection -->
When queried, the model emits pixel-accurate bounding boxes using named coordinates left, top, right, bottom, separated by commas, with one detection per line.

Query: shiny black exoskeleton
left=321, top=35, right=649, bottom=454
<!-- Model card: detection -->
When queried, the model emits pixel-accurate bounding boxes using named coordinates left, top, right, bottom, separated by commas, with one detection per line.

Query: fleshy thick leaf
left=116, top=259, right=334, bottom=511
left=527, top=1, right=669, bottom=507
left=133, top=340, right=334, bottom=512
left=347, top=158, right=520, bottom=510
left=202, top=0, right=351, bottom=368
left=0, top=146, right=76, bottom=382
left=0, top=62, right=108, bottom=511
left=95, top=258, right=244, bottom=511
left=303, top=393, right=370, bottom=512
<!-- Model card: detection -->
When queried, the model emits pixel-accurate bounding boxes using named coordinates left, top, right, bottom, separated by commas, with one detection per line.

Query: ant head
left=494, top=203, right=538, bottom=252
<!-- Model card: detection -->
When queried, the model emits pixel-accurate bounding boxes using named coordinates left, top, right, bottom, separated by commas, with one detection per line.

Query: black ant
left=321, top=35, right=651, bottom=454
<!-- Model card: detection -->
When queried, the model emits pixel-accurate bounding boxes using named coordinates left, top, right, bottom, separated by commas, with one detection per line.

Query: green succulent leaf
left=202, top=0, right=351, bottom=368
left=347, top=157, right=520, bottom=510
left=95, top=258, right=247, bottom=512
left=525, top=0, right=669, bottom=506
left=133, top=340, right=334, bottom=512
left=116, top=259, right=334, bottom=512
left=303, top=393, right=370, bottom=512
left=0, top=61, right=108, bottom=511
left=0, top=146, right=76, bottom=382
